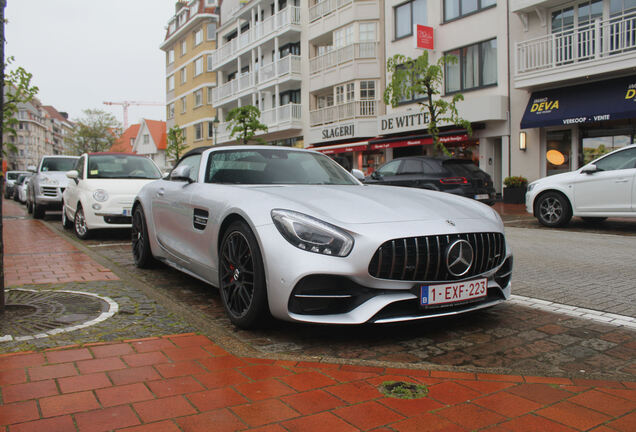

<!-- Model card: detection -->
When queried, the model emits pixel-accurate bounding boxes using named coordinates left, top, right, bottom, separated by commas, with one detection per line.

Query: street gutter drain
left=379, top=381, right=428, bottom=399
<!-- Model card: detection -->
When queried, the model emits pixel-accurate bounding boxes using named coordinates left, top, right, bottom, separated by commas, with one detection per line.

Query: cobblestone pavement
left=4, top=199, right=636, bottom=381
left=1, top=333, right=635, bottom=432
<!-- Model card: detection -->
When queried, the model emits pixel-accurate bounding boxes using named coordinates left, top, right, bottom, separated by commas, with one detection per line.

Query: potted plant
left=503, top=176, right=528, bottom=204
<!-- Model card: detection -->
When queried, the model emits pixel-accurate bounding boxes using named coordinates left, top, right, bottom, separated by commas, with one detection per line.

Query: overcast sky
left=5, top=0, right=176, bottom=127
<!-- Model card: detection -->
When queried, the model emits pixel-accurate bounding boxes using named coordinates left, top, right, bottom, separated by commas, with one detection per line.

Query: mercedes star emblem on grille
left=446, top=239, right=474, bottom=277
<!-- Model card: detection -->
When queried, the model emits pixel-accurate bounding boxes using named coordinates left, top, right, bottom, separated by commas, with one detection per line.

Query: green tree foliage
left=226, top=105, right=268, bottom=145
left=71, top=109, right=121, bottom=154
left=166, top=125, right=187, bottom=165
left=384, top=51, right=471, bottom=156
left=3, top=56, right=39, bottom=154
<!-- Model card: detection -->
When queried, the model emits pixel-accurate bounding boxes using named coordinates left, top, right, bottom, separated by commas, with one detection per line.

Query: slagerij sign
left=321, top=123, right=354, bottom=139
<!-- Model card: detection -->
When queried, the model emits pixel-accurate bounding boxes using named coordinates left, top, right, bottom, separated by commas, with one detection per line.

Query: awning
left=309, top=141, right=368, bottom=154
left=369, top=133, right=470, bottom=151
left=521, top=76, right=636, bottom=129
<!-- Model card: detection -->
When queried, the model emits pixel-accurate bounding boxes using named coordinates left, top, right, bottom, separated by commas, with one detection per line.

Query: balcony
left=308, top=0, right=380, bottom=40
left=216, top=103, right=302, bottom=144
left=309, top=0, right=352, bottom=21
left=210, top=7, right=301, bottom=70
left=310, top=42, right=378, bottom=74
left=515, top=11, right=636, bottom=88
left=310, top=100, right=379, bottom=126
left=212, top=55, right=301, bottom=105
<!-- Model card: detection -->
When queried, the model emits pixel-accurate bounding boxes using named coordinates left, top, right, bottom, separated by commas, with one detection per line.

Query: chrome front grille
left=368, top=232, right=506, bottom=282
left=41, top=186, right=58, bottom=197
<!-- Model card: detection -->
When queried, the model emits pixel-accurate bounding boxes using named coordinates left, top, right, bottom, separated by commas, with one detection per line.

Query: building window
left=335, top=85, right=344, bottom=104
left=360, top=81, right=375, bottom=100
left=394, top=0, right=427, bottom=40
left=445, top=38, right=497, bottom=93
left=334, top=25, right=353, bottom=48
left=181, top=96, right=186, bottom=113
left=207, top=23, right=216, bottom=40
left=207, top=55, right=213, bottom=71
left=359, top=22, right=376, bottom=42
left=194, top=89, right=203, bottom=107
left=444, top=0, right=495, bottom=22
left=143, top=134, right=149, bottom=144
left=194, top=123, right=203, bottom=140
left=207, top=87, right=214, bottom=104
left=168, top=103, right=175, bottom=119
left=194, top=28, right=203, bottom=46
left=181, top=39, right=187, bottom=56
left=168, top=49, right=175, bottom=64
left=194, top=57, right=204, bottom=76
left=346, top=83, right=355, bottom=101
left=167, top=75, right=175, bottom=91
left=180, top=68, right=187, bottom=84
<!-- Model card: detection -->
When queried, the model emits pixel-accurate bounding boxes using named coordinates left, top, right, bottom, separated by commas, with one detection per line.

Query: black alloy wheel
left=219, top=221, right=268, bottom=329
left=536, top=192, right=572, bottom=227
left=131, top=205, right=156, bottom=268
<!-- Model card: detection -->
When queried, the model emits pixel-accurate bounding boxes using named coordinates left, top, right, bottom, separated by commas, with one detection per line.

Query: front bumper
left=83, top=204, right=133, bottom=229
left=255, top=218, right=512, bottom=324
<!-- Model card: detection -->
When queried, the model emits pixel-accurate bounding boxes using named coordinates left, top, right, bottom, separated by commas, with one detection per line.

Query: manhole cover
left=1, top=289, right=118, bottom=342
left=379, top=381, right=429, bottom=399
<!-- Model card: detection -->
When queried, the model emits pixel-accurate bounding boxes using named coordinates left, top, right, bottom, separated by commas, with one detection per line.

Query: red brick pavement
left=2, top=199, right=118, bottom=286
left=0, top=334, right=633, bottom=431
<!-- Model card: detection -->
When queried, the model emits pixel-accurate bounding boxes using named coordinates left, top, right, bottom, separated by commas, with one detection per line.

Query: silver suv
left=27, top=155, right=79, bottom=219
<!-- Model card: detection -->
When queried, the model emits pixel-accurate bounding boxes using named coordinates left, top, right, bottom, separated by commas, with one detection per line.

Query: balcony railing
left=212, top=55, right=301, bottom=104
left=309, top=0, right=353, bottom=22
left=516, top=11, right=636, bottom=75
left=210, top=6, right=301, bottom=69
left=310, top=42, right=378, bottom=74
left=216, top=103, right=302, bottom=142
left=310, top=100, right=378, bottom=126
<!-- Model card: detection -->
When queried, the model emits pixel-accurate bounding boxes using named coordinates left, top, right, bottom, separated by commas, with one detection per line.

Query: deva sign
left=531, top=97, right=559, bottom=113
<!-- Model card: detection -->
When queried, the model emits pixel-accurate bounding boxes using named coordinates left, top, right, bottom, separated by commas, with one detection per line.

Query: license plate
left=122, top=208, right=132, bottom=216
left=421, top=278, right=487, bottom=306
left=474, top=194, right=490, bottom=200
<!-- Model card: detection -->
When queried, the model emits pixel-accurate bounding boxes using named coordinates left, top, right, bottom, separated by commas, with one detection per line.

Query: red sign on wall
left=415, top=25, right=434, bottom=50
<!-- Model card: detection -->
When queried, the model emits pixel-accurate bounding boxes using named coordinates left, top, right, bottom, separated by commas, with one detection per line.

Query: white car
left=62, top=153, right=162, bottom=239
left=133, top=146, right=513, bottom=328
left=526, top=144, right=636, bottom=227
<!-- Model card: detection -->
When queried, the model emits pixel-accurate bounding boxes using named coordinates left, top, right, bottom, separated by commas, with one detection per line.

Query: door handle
left=615, top=179, right=629, bottom=183
left=157, top=188, right=165, bottom=197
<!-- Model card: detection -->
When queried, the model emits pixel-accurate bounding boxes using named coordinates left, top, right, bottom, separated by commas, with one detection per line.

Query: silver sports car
left=133, top=146, right=512, bottom=328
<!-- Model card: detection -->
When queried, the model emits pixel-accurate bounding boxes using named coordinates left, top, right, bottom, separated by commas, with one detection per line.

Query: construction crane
left=103, top=100, right=163, bottom=130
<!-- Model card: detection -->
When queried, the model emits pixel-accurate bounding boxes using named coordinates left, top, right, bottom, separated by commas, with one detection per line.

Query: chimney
left=60, top=112, right=69, bottom=119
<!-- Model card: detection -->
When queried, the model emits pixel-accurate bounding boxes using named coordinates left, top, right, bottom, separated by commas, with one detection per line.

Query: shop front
left=520, top=75, right=636, bottom=177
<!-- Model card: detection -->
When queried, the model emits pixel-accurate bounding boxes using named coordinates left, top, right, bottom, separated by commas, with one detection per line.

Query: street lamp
left=212, top=115, right=219, bottom=146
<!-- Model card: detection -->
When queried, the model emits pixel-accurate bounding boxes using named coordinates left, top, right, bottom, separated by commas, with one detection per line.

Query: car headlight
left=93, top=189, right=109, bottom=202
left=527, top=183, right=536, bottom=192
left=271, top=209, right=354, bottom=257
left=40, top=176, right=58, bottom=185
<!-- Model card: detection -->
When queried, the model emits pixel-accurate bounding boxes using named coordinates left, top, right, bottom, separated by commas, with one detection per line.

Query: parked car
left=62, top=153, right=162, bottom=239
left=526, top=144, right=636, bottom=227
left=27, top=155, right=79, bottom=219
left=4, top=170, right=29, bottom=199
left=12, top=173, right=32, bottom=203
left=364, top=156, right=497, bottom=205
left=18, top=175, right=32, bottom=204
left=133, top=146, right=512, bottom=329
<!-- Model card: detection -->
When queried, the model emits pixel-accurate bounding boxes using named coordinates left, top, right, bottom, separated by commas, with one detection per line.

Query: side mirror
left=170, top=165, right=193, bottom=183
left=581, top=164, right=598, bottom=174
left=351, top=169, right=365, bottom=181
left=27, top=165, right=36, bottom=173
left=371, top=171, right=381, bottom=179
left=66, top=170, right=79, bottom=180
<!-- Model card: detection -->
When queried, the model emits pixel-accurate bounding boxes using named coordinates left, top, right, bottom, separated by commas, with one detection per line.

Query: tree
left=166, top=125, right=187, bottom=165
left=3, top=56, right=39, bottom=155
left=384, top=51, right=471, bottom=156
left=70, top=109, right=121, bottom=154
left=226, top=105, right=268, bottom=145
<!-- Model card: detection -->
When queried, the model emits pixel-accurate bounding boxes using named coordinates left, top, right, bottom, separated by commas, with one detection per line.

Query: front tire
left=27, top=197, right=33, bottom=214
left=73, top=204, right=91, bottom=239
left=536, top=192, right=572, bottom=227
left=219, top=221, right=269, bottom=329
left=131, top=205, right=157, bottom=268
left=62, top=200, right=73, bottom=229
left=32, top=200, right=45, bottom=219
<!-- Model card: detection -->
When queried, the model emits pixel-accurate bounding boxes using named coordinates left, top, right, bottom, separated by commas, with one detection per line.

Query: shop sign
left=370, top=134, right=469, bottom=151
left=321, top=123, right=355, bottom=140
left=415, top=25, right=434, bottom=50
left=316, top=144, right=367, bottom=155
left=379, top=112, right=430, bottom=134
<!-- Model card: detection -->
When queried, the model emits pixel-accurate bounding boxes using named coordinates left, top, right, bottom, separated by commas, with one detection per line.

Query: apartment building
left=42, top=106, right=74, bottom=156
left=161, top=0, right=219, bottom=149
left=510, top=0, right=636, bottom=182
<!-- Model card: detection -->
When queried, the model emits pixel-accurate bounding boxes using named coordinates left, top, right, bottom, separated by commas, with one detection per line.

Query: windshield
left=206, top=149, right=358, bottom=185
left=41, top=157, right=78, bottom=172
left=443, top=160, right=483, bottom=176
left=87, top=155, right=162, bottom=179
left=7, top=172, right=21, bottom=180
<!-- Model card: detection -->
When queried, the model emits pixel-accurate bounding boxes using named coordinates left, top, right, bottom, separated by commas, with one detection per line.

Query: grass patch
left=379, top=381, right=428, bottom=399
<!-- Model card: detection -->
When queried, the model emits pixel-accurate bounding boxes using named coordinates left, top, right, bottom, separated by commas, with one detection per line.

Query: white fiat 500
left=63, top=153, right=162, bottom=239
left=526, top=144, right=636, bottom=227
left=133, top=146, right=513, bottom=329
